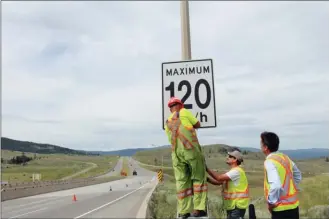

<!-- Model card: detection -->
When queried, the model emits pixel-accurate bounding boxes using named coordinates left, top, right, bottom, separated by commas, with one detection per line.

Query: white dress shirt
left=264, top=152, right=302, bottom=205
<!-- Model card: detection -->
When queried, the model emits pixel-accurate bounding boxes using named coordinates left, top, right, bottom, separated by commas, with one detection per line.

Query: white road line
left=4, top=197, right=65, bottom=215
left=8, top=207, right=48, bottom=219
left=3, top=197, right=61, bottom=211
left=74, top=183, right=148, bottom=219
left=136, top=181, right=158, bottom=218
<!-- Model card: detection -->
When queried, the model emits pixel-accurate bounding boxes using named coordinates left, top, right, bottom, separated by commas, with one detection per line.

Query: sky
left=2, top=1, right=329, bottom=151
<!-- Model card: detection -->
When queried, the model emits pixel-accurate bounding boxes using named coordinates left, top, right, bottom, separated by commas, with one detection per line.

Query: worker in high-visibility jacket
left=260, top=131, right=302, bottom=219
left=165, top=97, right=208, bottom=218
left=206, top=150, right=249, bottom=219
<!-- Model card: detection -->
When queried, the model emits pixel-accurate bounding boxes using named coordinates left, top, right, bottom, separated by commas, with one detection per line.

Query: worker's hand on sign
left=193, top=121, right=201, bottom=129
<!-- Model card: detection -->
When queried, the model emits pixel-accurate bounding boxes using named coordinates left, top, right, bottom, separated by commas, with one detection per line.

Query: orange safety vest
left=264, top=153, right=299, bottom=211
left=166, top=111, right=200, bottom=151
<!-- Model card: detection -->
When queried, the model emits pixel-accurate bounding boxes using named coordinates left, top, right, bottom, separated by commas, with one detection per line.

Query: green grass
left=145, top=164, right=329, bottom=218
left=146, top=170, right=227, bottom=219
left=134, top=145, right=329, bottom=174
left=1, top=150, right=119, bottom=182
left=71, top=156, right=119, bottom=179
left=247, top=174, right=329, bottom=218
left=136, top=146, right=329, bottom=219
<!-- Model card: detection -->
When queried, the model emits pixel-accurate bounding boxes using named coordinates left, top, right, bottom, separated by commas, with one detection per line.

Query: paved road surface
left=1, top=157, right=157, bottom=219
left=62, top=162, right=98, bottom=180
left=96, top=157, right=123, bottom=178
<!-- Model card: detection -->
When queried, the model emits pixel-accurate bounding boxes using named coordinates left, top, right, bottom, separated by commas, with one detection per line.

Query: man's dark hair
left=260, top=131, right=280, bottom=152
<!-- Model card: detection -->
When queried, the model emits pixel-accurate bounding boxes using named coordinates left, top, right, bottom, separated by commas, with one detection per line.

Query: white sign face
left=162, top=59, right=217, bottom=129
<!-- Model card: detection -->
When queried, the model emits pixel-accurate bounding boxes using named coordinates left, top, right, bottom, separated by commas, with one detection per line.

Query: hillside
left=232, top=146, right=329, bottom=160
left=204, top=144, right=329, bottom=160
left=1, top=137, right=93, bottom=155
left=134, top=143, right=329, bottom=164
left=89, top=145, right=170, bottom=156
left=2, top=136, right=328, bottom=160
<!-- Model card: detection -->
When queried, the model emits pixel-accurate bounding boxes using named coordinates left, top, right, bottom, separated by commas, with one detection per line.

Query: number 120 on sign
left=161, top=59, right=217, bottom=130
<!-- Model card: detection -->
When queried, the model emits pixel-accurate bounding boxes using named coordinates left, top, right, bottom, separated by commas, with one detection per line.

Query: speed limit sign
left=161, top=59, right=217, bottom=129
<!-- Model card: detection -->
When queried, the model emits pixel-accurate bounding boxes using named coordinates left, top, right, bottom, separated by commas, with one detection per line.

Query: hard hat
left=168, top=97, right=183, bottom=107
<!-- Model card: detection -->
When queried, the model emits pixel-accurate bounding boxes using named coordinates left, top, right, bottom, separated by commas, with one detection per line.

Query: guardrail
left=1, top=177, right=116, bottom=201
left=1, top=168, right=118, bottom=201
left=1, top=167, right=116, bottom=190
left=1, top=177, right=96, bottom=189
left=1, top=178, right=94, bottom=191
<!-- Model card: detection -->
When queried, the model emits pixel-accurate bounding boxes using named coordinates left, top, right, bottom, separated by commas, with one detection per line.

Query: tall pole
left=181, top=0, right=192, bottom=60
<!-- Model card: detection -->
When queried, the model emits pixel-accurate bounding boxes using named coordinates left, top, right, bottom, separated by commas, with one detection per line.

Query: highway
left=1, top=157, right=158, bottom=218
left=95, top=156, right=123, bottom=178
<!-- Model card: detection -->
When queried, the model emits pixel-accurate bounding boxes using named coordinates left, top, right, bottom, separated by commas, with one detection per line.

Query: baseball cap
left=227, top=150, right=244, bottom=162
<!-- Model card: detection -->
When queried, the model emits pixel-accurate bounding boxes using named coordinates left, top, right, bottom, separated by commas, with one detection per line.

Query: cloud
left=2, top=1, right=329, bottom=151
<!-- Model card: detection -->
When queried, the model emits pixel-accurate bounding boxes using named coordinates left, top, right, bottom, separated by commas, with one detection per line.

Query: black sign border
left=161, top=58, right=217, bottom=130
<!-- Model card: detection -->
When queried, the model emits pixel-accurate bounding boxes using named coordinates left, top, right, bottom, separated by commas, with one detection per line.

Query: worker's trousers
left=172, top=140, right=208, bottom=214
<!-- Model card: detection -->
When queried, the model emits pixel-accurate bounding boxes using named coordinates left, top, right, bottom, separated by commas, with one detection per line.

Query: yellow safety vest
left=223, top=167, right=249, bottom=210
left=264, top=153, right=299, bottom=211
left=166, top=111, right=200, bottom=152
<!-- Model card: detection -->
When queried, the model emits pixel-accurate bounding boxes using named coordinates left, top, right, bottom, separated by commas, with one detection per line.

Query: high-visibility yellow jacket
left=264, top=152, right=299, bottom=211
left=223, top=166, right=249, bottom=210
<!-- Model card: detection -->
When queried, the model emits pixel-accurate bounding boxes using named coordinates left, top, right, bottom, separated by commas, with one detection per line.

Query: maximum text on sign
left=161, top=59, right=217, bottom=129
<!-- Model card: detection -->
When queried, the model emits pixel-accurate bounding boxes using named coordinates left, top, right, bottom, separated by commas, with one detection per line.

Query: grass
left=136, top=146, right=329, bottom=219
left=71, top=155, right=119, bottom=179
left=246, top=174, right=329, bottom=219
left=146, top=167, right=227, bottom=219
left=1, top=150, right=120, bottom=182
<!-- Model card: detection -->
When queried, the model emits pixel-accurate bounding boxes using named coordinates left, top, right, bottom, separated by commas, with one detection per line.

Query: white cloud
left=2, top=1, right=329, bottom=151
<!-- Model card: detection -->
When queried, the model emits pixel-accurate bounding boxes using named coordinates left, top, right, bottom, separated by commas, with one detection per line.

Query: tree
left=8, top=154, right=32, bottom=165
left=325, top=157, right=329, bottom=162
left=154, top=157, right=158, bottom=165
left=242, top=150, right=248, bottom=155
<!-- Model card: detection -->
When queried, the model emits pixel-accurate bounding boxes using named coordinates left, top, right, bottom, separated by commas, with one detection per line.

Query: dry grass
left=70, top=155, right=119, bottom=179
left=1, top=150, right=119, bottom=182
left=136, top=146, right=329, bottom=219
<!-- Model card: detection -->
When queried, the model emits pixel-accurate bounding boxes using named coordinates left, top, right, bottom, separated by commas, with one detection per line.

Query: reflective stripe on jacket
left=264, top=153, right=299, bottom=211
left=223, top=167, right=249, bottom=210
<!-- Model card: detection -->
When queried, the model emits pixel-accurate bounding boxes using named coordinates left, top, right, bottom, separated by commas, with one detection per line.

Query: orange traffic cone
left=72, top=194, right=77, bottom=202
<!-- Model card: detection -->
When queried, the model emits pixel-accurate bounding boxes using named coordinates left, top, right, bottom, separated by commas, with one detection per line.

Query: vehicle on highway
left=133, top=170, right=137, bottom=175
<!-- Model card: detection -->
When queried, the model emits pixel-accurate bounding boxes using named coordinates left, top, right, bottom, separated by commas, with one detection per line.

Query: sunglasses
left=228, top=155, right=236, bottom=159
left=169, top=103, right=178, bottom=108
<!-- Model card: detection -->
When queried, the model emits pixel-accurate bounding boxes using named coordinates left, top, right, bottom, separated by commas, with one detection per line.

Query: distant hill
left=277, top=148, right=329, bottom=160
left=1, top=137, right=93, bottom=155
left=89, top=145, right=170, bottom=156
left=132, top=144, right=329, bottom=160
left=2, top=137, right=328, bottom=160
left=210, top=145, right=329, bottom=160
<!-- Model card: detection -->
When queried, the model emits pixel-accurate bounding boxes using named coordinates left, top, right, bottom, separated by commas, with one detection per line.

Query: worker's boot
left=191, top=210, right=207, bottom=217
left=178, top=213, right=190, bottom=219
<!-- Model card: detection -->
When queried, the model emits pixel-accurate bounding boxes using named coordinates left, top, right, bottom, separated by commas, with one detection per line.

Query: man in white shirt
left=260, top=131, right=302, bottom=219
left=206, top=149, right=249, bottom=219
